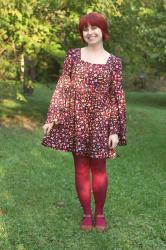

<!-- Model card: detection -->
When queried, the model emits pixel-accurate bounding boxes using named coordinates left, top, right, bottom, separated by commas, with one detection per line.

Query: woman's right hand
left=42, top=122, right=54, bottom=136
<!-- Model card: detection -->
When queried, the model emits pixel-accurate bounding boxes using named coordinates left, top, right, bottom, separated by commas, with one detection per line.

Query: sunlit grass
left=0, top=84, right=165, bottom=249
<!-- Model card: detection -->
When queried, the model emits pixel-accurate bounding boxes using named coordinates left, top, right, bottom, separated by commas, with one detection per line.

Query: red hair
left=78, top=12, right=110, bottom=43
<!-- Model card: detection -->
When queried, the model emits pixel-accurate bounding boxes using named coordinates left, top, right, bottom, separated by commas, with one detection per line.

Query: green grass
left=0, top=84, right=166, bottom=250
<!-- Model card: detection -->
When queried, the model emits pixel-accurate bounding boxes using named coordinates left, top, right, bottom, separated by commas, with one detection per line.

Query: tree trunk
left=23, top=55, right=34, bottom=95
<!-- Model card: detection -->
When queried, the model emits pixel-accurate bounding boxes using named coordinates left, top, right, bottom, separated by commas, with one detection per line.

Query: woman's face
left=82, top=24, right=103, bottom=44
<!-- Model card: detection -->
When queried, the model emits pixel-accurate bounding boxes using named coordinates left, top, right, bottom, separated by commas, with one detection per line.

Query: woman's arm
left=45, top=48, right=74, bottom=124
left=109, top=57, right=127, bottom=146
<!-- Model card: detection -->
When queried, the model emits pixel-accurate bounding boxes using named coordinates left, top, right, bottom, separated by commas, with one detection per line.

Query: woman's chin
left=86, top=40, right=100, bottom=45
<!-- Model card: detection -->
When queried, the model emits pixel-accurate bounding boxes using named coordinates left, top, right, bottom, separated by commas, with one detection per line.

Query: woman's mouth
left=88, top=36, right=97, bottom=39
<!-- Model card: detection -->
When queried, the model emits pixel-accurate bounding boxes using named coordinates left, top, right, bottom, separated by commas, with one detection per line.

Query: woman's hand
left=42, top=122, right=54, bottom=136
left=108, top=134, right=119, bottom=149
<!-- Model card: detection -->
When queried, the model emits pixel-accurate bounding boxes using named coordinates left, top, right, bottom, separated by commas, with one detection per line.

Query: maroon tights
left=72, top=152, right=108, bottom=216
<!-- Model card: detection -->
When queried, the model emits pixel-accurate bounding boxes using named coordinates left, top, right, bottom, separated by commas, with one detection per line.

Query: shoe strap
left=83, top=214, right=92, bottom=218
left=95, top=214, right=105, bottom=218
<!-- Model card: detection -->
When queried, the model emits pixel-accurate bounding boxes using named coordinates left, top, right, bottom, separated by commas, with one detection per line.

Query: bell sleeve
left=109, top=57, right=127, bottom=146
left=45, top=48, right=73, bottom=125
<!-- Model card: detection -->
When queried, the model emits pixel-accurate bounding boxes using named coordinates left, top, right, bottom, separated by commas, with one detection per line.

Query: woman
left=42, top=12, right=127, bottom=232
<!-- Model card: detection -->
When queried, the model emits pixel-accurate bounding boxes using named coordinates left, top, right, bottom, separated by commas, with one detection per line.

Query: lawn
left=0, top=84, right=166, bottom=250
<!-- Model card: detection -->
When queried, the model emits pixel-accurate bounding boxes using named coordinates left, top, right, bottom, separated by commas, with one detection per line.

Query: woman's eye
left=92, top=26, right=97, bottom=29
left=83, top=27, right=88, bottom=31
left=83, top=26, right=97, bottom=32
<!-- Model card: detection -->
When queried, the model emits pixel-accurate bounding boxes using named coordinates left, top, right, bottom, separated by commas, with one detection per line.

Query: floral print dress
left=41, top=48, right=127, bottom=159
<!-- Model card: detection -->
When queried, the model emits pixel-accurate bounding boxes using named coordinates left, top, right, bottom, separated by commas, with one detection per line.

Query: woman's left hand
left=108, top=134, right=119, bottom=149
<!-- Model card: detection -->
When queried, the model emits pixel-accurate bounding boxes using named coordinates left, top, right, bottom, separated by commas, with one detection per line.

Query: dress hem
left=41, top=142, right=119, bottom=160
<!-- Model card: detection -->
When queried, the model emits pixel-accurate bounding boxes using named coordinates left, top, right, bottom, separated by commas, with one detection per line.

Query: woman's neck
left=86, top=42, right=104, bottom=53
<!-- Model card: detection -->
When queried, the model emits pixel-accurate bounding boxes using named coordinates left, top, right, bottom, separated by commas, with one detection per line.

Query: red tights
left=72, top=152, right=108, bottom=216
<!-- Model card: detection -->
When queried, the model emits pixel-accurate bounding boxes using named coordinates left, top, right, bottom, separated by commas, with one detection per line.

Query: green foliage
left=0, top=0, right=165, bottom=99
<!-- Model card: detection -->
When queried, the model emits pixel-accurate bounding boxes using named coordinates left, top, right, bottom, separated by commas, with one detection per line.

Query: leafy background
left=0, top=0, right=166, bottom=100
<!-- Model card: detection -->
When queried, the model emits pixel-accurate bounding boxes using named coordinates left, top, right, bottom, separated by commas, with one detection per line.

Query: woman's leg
left=90, top=157, right=108, bottom=216
left=72, top=152, right=92, bottom=215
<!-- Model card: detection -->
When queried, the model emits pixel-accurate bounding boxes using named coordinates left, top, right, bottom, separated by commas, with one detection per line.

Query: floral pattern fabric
left=41, top=48, right=127, bottom=159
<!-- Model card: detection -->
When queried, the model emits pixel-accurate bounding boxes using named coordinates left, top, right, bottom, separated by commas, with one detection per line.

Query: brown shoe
left=80, top=214, right=93, bottom=232
left=94, top=214, right=108, bottom=232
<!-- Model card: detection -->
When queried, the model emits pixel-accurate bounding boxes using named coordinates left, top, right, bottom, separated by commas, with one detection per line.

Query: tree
left=0, top=0, right=165, bottom=99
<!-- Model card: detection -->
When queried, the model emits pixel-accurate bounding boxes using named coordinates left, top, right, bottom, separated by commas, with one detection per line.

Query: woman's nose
left=87, top=28, right=93, bottom=34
